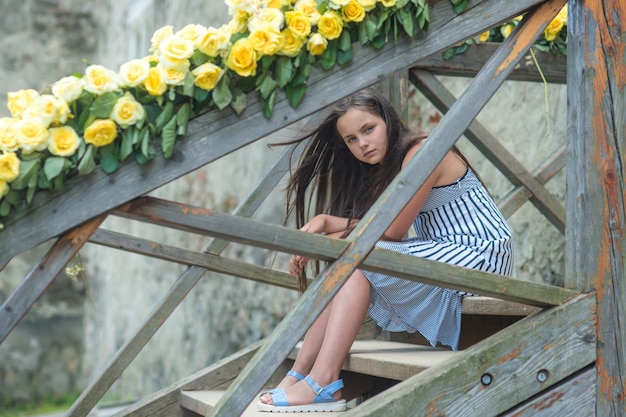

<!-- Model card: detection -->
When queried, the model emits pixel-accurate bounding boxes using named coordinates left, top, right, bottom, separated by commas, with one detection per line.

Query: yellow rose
left=7, top=89, right=40, bottom=118
left=21, top=94, right=61, bottom=127
left=379, top=0, right=396, bottom=8
left=226, top=38, right=258, bottom=77
left=53, top=100, right=71, bottom=126
left=329, top=0, right=350, bottom=8
left=159, top=35, right=195, bottom=62
left=357, top=0, right=377, bottom=12
left=279, top=28, right=305, bottom=57
left=317, top=11, right=343, bottom=40
left=285, top=10, right=311, bottom=38
left=48, top=126, right=80, bottom=157
left=15, top=118, right=48, bottom=154
left=262, top=0, right=289, bottom=8
left=306, top=33, right=328, bottom=55
left=176, top=24, right=206, bottom=48
left=158, top=65, right=187, bottom=86
left=557, top=5, right=567, bottom=22
left=478, top=30, right=491, bottom=43
left=249, top=29, right=284, bottom=55
left=52, top=76, right=83, bottom=103
left=84, top=119, right=118, bottom=148
left=150, top=25, right=174, bottom=53
left=226, top=0, right=260, bottom=15
left=0, top=118, right=19, bottom=152
left=110, top=92, right=146, bottom=128
left=83, top=65, right=120, bottom=95
left=0, top=179, right=8, bottom=199
left=544, top=15, right=565, bottom=41
left=294, top=0, right=320, bottom=25
left=0, top=152, right=20, bottom=182
left=198, top=26, right=230, bottom=57
left=500, top=23, right=515, bottom=39
left=248, top=7, right=284, bottom=33
left=192, top=63, right=222, bottom=90
left=225, top=11, right=249, bottom=35
left=342, top=0, right=365, bottom=23
left=119, top=59, right=150, bottom=87
left=144, top=67, right=168, bottom=96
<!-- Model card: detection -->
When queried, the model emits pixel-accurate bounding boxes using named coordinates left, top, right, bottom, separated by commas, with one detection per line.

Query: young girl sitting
left=258, top=88, right=513, bottom=413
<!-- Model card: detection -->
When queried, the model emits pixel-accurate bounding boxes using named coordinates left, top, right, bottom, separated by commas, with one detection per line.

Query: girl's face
left=336, top=108, right=388, bottom=165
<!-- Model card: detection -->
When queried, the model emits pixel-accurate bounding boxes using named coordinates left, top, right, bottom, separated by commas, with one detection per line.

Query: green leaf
left=191, top=50, right=210, bottom=66
left=231, top=89, right=248, bottom=115
left=0, top=200, right=11, bottom=217
left=275, top=56, right=294, bottom=88
left=398, top=8, right=414, bottom=37
left=339, top=30, right=352, bottom=52
left=364, top=14, right=378, bottom=40
left=139, top=128, right=155, bottom=162
left=90, top=92, right=119, bottom=118
left=161, top=115, right=178, bottom=159
left=258, top=75, right=278, bottom=100
left=262, top=90, right=276, bottom=119
left=442, top=48, right=455, bottom=59
left=285, top=83, right=306, bottom=108
left=98, top=143, right=120, bottom=174
left=358, top=19, right=370, bottom=44
left=3, top=189, right=21, bottom=206
left=176, top=103, right=191, bottom=136
left=453, top=0, right=467, bottom=14
left=25, top=164, right=40, bottom=206
left=10, top=158, right=41, bottom=190
left=154, top=100, right=175, bottom=134
left=182, top=71, right=195, bottom=97
left=43, top=157, right=66, bottom=181
left=337, top=46, right=353, bottom=65
left=319, top=41, right=337, bottom=71
left=77, top=145, right=96, bottom=176
left=213, top=75, right=233, bottom=109
left=120, top=127, right=137, bottom=161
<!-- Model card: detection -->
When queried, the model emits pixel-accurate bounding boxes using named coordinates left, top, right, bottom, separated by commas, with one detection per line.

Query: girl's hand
left=289, top=215, right=326, bottom=276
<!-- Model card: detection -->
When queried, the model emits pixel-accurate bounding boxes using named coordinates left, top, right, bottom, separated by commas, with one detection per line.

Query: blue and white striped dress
left=362, top=168, right=513, bottom=350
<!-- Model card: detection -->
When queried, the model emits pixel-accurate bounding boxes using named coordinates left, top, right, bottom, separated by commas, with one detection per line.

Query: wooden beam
left=567, top=0, right=626, bottom=415
left=342, top=294, right=596, bottom=416
left=501, top=366, right=595, bottom=416
left=113, top=196, right=577, bottom=307
left=0, top=215, right=104, bottom=344
left=0, top=0, right=552, bottom=267
left=414, top=42, right=567, bottom=84
left=409, top=69, right=567, bottom=233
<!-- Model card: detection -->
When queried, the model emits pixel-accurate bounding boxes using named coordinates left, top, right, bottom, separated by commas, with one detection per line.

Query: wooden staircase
left=0, top=0, right=623, bottom=416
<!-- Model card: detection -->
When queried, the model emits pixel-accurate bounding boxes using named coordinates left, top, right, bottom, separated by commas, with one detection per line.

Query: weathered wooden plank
left=567, top=1, right=626, bottom=415
left=209, top=3, right=570, bottom=415
left=501, top=366, right=595, bottom=417
left=0, top=215, right=104, bottom=344
left=89, top=229, right=300, bottom=291
left=342, top=294, right=596, bottom=417
left=67, top=144, right=301, bottom=417
left=112, top=340, right=264, bottom=417
left=0, top=0, right=551, bottom=267
left=113, top=196, right=577, bottom=307
left=414, top=42, right=567, bottom=84
left=409, top=69, right=566, bottom=233
left=498, top=146, right=565, bottom=219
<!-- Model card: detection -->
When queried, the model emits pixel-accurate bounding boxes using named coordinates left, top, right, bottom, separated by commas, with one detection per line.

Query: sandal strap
left=303, top=375, right=344, bottom=402
left=286, top=370, right=305, bottom=381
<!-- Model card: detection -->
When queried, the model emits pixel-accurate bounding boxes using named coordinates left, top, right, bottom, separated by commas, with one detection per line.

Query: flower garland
left=443, top=4, right=568, bottom=58
left=0, top=0, right=566, bottom=225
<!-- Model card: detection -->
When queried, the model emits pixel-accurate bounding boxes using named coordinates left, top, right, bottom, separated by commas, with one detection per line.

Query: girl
left=258, top=88, right=513, bottom=413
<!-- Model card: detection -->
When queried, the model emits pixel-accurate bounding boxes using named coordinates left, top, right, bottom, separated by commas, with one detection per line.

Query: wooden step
left=461, top=296, right=541, bottom=316
left=180, top=340, right=458, bottom=416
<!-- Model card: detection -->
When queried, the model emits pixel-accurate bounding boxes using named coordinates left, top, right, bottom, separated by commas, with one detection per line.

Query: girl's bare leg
left=260, top=270, right=371, bottom=405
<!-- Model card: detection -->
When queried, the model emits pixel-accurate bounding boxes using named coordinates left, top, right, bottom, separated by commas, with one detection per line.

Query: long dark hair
left=284, top=88, right=426, bottom=230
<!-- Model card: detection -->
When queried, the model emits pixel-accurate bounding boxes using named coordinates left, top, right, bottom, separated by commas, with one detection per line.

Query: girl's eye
left=346, top=137, right=356, bottom=143
left=364, top=126, right=373, bottom=133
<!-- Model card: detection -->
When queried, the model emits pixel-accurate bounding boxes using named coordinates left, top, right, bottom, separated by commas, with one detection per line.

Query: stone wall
left=0, top=0, right=566, bottom=406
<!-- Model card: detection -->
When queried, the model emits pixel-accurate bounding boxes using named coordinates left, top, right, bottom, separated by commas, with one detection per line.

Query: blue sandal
left=257, top=374, right=347, bottom=413
left=259, top=370, right=305, bottom=396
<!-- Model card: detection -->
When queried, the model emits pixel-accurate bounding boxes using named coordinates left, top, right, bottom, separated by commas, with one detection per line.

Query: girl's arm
left=382, top=144, right=467, bottom=241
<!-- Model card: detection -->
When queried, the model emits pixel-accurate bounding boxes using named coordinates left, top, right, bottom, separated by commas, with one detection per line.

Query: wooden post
left=566, top=0, right=625, bottom=415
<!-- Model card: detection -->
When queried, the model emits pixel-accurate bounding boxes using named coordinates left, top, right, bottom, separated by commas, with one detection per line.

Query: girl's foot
left=259, top=376, right=342, bottom=407
left=274, top=370, right=305, bottom=390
